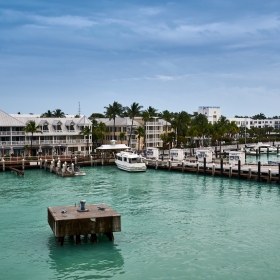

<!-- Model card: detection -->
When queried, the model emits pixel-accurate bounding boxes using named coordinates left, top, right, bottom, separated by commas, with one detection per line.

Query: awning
left=13, top=146, right=24, bottom=150
left=41, top=146, right=52, bottom=149
left=96, top=144, right=129, bottom=150
left=1, top=147, right=11, bottom=150
left=55, top=146, right=67, bottom=149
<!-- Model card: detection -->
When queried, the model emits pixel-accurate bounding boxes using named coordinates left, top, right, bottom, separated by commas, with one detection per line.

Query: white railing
left=146, top=130, right=162, bottom=135
left=12, top=132, right=25, bottom=136
left=146, top=121, right=165, bottom=126
left=0, top=132, right=11, bottom=135
left=146, top=138, right=163, bottom=143
left=1, top=139, right=92, bottom=146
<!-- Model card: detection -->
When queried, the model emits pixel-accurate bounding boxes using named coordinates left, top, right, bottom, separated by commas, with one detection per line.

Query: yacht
left=244, top=142, right=277, bottom=154
left=115, top=151, right=147, bottom=172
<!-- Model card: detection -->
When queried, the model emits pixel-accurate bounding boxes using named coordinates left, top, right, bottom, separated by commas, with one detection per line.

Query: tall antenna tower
left=78, top=102, right=81, bottom=116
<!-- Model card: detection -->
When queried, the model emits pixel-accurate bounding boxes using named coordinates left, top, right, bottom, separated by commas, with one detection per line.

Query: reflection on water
left=47, top=235, right=124, bottom=279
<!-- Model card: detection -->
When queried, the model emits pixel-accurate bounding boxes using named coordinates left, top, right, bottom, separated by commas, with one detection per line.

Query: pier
left=146, top=158, right=280, bottom=184
left=48, top=202, right=121, bottom=246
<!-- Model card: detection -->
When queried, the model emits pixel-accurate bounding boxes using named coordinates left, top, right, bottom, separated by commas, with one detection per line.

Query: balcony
left=146, top=130, right=162, bottom=135
left=146, top=121, right=165, bottom=126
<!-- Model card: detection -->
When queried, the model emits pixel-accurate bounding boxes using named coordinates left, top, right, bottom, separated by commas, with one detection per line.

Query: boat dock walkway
left=145, top=158, right=280, bottom=183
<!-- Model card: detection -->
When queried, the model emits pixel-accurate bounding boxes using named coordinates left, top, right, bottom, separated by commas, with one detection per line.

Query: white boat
left=115, top=151, right=147, bottom=172
left=67, top=165, right=86, bottom=176
left=244, top=142, right=277, bottom=154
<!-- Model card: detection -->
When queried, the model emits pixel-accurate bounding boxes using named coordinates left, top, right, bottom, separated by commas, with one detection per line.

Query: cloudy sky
left=1, top=0, right=280, bottom=118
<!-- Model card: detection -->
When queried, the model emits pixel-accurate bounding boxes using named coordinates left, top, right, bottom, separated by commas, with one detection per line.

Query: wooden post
left=238, top=160, right=241, bottom=180
left=257, top=161, right=261, bottom=182
left=57, top=236, right=64, bottom=246
left=2, top=159, right=5, bottom=171
left=168, top=160, right=171, bottom=171
left=39, top=158, right=42, bottom=168
left=91, top=234, right=98, bottom=243
left=267, top=147, right=269, bottom=155
left=71, top=163, right=75, bottom=175
left=229, top=164, right=232, bottom=178
left=203, top=157, right=206, bottom=176
left=278, top=163, right=280, bottom=185
left=90, top=155, right=93, bottom=166
left=248, top=167, right=251, bottom=180
left=212, top=163, right=215, bottom=176
left=155, top=159, right=158, bottom=169
left=196, top=162, right=199, bottom=174
left=75, top=156, right=77, bottom=165
left=220, top=158, right=223, bottom=177
left=215, top=146, right=218, bottom=159
left=258, top=147, right=261, bottom=156
left=22, top=158, right=25, bottom=170
left=182, top=160, right=185, bottom=173
left=76, top=235, right=81, bottom=245
left=105, top=232, right=114, bottom=241
left=268, top=169, right=271, bottom=183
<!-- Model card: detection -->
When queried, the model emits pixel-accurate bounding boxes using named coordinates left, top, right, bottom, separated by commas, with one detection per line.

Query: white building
left=0, top=109, right=92, bottom=157
left=197, top=106, right=221, bottom=124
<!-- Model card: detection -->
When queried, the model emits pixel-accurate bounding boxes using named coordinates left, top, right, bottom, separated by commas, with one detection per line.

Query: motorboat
left=244, top=142, right=277, bottom=154
left=115, top=151, right=147, bottom=172
left=67, top=165, right=86, bottom=176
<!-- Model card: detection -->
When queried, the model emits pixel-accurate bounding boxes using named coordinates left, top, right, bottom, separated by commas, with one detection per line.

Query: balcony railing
left=146, top=121, right=165, bottom=126
left=1, top=139, right=92, bottom=146
left=146, top=130, right=162, bottom=135
left=146, top=138, right=163, bottom=143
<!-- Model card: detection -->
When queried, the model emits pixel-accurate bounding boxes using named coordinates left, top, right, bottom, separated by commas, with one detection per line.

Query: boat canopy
left=96, top=144, right=130, bottom=150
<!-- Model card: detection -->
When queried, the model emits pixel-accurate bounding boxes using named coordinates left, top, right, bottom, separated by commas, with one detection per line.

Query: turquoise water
left=1, top=165, right=280, bottom=279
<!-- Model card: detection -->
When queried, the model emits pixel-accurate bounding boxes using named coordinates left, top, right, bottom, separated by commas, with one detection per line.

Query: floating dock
left=48, top=203, right=121, bottom=245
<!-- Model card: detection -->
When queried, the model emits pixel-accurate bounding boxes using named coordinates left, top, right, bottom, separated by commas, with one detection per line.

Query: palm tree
left=23, top=121, right=42, bottom=156
left=135, top=126, right=145, bottom=152
left=41, top=110, right=53, bottom=118
left=161, top=110, right=172, bottom=136
left=187, top=126, right=199, bottom=155
left=120, top=132, right=126, bottom=144
left=145, top=106, right=158, bottom=117
left=52, top=109, right=65, bottom=118
left=192, top=113, right=210, bottom=146
left=95, top=122, right=107, bottom=145
left=104, top=101, right=124, bottom=140
left=125, top=102, right=143, bottom=147
left=79, top=126, right=92, bottom=156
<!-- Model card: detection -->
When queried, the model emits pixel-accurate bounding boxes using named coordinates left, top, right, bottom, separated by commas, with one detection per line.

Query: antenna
left=78, top=102, right=81, bottom=116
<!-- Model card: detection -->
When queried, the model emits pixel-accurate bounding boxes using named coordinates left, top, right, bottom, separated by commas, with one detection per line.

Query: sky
left=1, top=0, right=280, bottom=118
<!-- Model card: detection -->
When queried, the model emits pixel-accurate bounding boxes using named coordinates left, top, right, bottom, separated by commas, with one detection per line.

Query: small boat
left=67, top=165, right=86, bottom=176
left=115, top=151, right=147, bottom=172
left=244, top=142, right=277, bottom=154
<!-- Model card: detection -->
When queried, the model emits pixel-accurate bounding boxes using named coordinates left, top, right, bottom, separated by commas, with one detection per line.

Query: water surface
left=1, top=166, right=280, bottom=279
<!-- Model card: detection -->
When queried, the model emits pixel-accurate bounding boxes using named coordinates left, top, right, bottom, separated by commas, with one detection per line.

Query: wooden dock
left=48, top=203, right=121, bottom=245
left=146, top=159, right=280, bottom=184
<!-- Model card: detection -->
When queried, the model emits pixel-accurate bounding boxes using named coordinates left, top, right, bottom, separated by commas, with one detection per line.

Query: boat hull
left=115, top=160, right=146, bottom=172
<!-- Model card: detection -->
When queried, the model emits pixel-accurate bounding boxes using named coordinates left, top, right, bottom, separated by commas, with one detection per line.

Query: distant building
left=197, top=106, right=221, bottom=124
left=95, top=117, right=172, bottom=150
left=0, top=109, right=92, bottom=157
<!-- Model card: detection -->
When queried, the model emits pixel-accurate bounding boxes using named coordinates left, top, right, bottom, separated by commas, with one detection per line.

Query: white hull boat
left=245, top=142, right=277, bottom=154
left=115, top=151, right=146, bottom=172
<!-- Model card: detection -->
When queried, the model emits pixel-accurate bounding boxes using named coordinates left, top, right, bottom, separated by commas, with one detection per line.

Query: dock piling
left=258, top=161, right=261, bottom=182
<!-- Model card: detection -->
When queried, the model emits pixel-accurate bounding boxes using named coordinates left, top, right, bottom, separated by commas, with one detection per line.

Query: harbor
left=1, top=166, right=280, bottom=279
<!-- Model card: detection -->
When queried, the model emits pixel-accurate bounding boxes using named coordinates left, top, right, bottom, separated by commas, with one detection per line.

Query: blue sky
left=1, top=0, right=280, bottom=118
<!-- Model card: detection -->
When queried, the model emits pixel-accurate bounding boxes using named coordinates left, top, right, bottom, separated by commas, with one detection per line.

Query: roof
left=0, top=110, right=25, bottom=127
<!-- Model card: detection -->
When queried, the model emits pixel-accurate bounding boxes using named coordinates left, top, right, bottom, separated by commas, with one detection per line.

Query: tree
left=79, top=126, right=92, bottom=155
left=52, top=109, right=65, bottom=118
left=187, top=126, right=199, bottom=155
left=23, top=121, right=42, bottom=156
left=125, top=102, right=143, bottom=147
left=252, top=113, right=266, bottom=120
left=41, top=110, right=53, bottom=118
left=104, top=101, right=123, bottom=140
left=161, top=110, right=172, bottom=137
left=89, top=113, right=105, bottom=119
left=191, top=113, right=210, bottom=146
left=94, top=122, right=107, bottom=145
left=141, top=111, right=150, bottom=149
left=135, top=126, right=145, bottom=152
left=145, top=106, right=158, bottom=117
left=120, top=132, right=126, bottom=144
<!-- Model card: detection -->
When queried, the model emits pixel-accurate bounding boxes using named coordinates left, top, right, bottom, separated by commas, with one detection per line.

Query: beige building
left=96, top=117, right=172, bottom=150
left=0, top=110, right=92, bottom=157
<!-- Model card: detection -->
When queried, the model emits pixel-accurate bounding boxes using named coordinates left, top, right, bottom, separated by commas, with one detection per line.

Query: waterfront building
left=95, top=117, right=172, bottom=150
left=0, top=109, right=92, bottom=157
